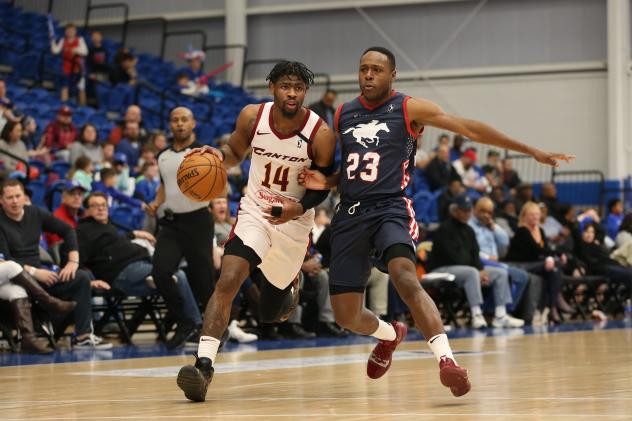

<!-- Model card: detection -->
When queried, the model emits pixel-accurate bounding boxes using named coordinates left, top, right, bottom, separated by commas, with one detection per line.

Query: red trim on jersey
left=306, top=118, right=323, bottom=160
left=400, top=160, right=411, bottom=190
left=358, top=90, right=397, bottom=111
left=403, top=96, right=423, bottom=138
left=248, top=104, right=265, bottom=143
left=269, top=105, right=311, bottom=139
left=334, top=103, right=343, bottom=135
left=404, top=197, right=419, bottom=241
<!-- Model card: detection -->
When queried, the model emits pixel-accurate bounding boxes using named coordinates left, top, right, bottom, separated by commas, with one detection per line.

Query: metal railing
left=0, top=149, right=31, bottom=181
left=84, top=1, right=129, bottom=46
left=202, top=43, right=247, bottom=85
left=161, top=29, right=206, bottom=61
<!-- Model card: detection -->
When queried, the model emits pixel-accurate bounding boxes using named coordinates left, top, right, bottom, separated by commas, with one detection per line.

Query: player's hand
left=531, top=149, right=575, bottom=167
left=298, top=167, right=327, bottom=190
left=185, top=145, right=223, bottom=161
left=262, top=196, right=303, bottom=225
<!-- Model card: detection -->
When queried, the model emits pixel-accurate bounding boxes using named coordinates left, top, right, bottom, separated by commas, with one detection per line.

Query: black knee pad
left=383, top=243, right=416, bottom=266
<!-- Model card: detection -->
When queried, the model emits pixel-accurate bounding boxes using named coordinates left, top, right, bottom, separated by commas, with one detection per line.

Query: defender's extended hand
left=298, top=167, right=327, bottom=190
left=531, top=150, right=575, bottom=168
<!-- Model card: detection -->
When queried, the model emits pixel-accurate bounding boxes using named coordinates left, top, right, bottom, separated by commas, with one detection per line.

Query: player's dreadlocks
left=266, top=61, right=315, bottom=86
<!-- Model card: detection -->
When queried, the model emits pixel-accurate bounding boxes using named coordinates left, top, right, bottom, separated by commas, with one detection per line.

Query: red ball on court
left=177, top=152, right=227, bottom=202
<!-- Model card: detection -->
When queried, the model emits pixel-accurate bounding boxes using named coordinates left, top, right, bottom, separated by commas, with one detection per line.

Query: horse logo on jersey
left=343, top=120, right=390, bottom=148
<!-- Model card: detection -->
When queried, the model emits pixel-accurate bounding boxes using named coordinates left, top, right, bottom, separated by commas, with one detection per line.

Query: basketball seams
left=178, top=166, right=212, bottom=194
left=178, top=152, right=226, bottom=200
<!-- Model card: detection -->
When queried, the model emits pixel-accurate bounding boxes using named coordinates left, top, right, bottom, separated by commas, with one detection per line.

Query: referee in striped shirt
left=147, top=107, right=215, bottom=348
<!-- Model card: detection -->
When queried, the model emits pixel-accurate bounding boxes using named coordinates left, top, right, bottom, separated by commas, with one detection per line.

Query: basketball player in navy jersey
left=300, top=46, right=574, bottom=397
left=176, top=61, right=336, bottom=402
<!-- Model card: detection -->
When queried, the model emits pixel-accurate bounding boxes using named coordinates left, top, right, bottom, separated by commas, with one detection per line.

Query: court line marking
left=69, top=350, right=500, bottom=378
left=1, top=413, right=623, bottom=420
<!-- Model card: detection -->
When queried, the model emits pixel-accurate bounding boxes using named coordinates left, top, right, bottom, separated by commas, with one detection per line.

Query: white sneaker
left=471, top=314, right=488, bottom=329
left=228, top=320, right=258, bottom=343
left=73, top=333, right=113, bottom=349
left=492, top=315, right=525, bottom=328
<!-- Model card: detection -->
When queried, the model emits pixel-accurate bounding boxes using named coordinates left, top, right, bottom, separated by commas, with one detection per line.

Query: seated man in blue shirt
left=469, top=197, right=540, bottom=325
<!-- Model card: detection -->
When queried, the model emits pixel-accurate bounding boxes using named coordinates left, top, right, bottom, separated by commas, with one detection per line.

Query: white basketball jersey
left=245, top=102, right=322, bottom=207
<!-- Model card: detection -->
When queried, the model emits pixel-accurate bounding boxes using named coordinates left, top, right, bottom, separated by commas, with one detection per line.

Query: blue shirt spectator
left=606, top=199, right=624, bottom=240
left=115, top=121, right=142, bottom=167
left=92, top=167, right=144, bottom=209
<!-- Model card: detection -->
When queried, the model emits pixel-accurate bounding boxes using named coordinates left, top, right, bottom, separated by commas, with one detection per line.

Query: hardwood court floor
left=1, top=327, right=631, bottom=420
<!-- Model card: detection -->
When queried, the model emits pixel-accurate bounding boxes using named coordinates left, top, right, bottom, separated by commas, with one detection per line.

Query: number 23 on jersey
left=346, top=152, right=380, bottom=182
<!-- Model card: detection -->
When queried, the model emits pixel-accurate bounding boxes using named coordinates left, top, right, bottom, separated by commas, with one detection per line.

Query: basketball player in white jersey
left=177, top=61, right=336, bottom=402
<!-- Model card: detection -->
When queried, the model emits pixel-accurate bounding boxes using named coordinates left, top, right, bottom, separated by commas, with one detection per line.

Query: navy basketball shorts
left=328, top=197, right=419, bottom=294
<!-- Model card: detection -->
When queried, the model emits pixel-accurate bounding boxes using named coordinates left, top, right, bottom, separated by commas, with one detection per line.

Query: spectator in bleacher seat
left=20, top=116, right=39, bottom=151
left=615, top=213, right=632, bottom=249
left=312, top=207, right=331, bottom=244
left=69, top=155, right=94, bottom=193
left=148, top=130, right=168, bottom=152
left=437, top=178, right=465, bottom=221
left=50, top=23, right=87, bottom=105
left=182, top=50, right=205, bottom=82
left=452, top=149, right=486, bottom=192
left=86, top=31, right=109, bottom=81
left=427, top=194, right=523, bottom=328
left=414, top=142, right=432, bottom=170
left=92, top=167, right=145, bottom=210
left=45, top=181, right=86, bottom=248
left=100, top=142, right=115, bottom=169
left=0, top=259, right=76, bottom=353
left=483, top=150, right=502, bottom=180
left=515, top=183, right=534, bottom=213
left=69, top=123, right=104, bottom=166
left=0, top=79, right=20, bottom=133
left=501, top=158, right=521, bottom=191
left=109, top=105, right=147, bottom=145
left=425, top=144, right=452, bottom=192
left=575, top=221, right=632, bottom=293
left=113, top=152, right=135, bottom=196
left=490, top=186, right=506, bottom=212
left=0, top=179, right=110, bottom=348
left=86, top=31, right=110, bottom=106
left=211, top=197, right=233, bottom=244
left=539, top=182, right=563, bottom=222
left=77, top=191, right=202, bottom=348
left=606, top=198, right=624, bottom=241
left=0, top=121, right=49, bottom=174
left=450, top=134, right=465, bottom=162
left=134, top=161, right=160, bottom=204
left=43, top=105, right=77, bottom=161
left=134, top=144, right=157, bottom=175
left=469, top=197, right=535, bottom=324
left=308, top=89, right=337, bottom=129
left=539, top=202, right=568, bottom=248
left=109, top=51, right=137, bottom=86
left=176, top=72, right=209, bottom=97
left=506, top=201, right=569, bottom=325
left=496, top=199, right=519, bottom=236
left=116, top=121, right=143, bottom=169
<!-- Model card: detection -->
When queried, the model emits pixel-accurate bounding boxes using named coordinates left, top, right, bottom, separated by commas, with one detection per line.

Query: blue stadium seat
left=27, top=179, right=46, bottom=208
left=110, top=205, right=135, bottom=229
left=50, top=160, right=70, bottom=179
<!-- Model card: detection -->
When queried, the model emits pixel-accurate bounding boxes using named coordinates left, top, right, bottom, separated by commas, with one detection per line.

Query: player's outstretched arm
left=185, top=104, right=259, bottom=168
left=406, top=97, right=575, bottom=167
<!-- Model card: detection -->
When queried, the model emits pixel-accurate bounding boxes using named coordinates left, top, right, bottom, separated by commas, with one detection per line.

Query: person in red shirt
left=45, top=180, right=86, bottom=248
left=42, top=106, right=77, bottom=161
left=50, top=24, right=88, bottom=105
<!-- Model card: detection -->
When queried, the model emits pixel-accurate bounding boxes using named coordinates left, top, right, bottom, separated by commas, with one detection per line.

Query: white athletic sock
left=428, top=333, right=456, bottom=363
left=370, top=319, right=397, bottom=341
left=495, top=305, right=507, bottom=319
left=197, top=336, right=221, bottom=362
left=471, top=306, right=483, bottom=316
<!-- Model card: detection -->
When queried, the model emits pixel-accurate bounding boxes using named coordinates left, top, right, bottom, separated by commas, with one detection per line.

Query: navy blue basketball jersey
left=336, top=91, right=421, bottom=203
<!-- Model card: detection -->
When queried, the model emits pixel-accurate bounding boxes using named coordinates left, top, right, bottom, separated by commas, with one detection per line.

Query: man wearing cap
left=427, top=194, right=524, bottom=329
left=452, top=149, right=487, bottom=192
left=43, top=106, right=77, bottom=161
left=45, top=180, right=86, bottom=248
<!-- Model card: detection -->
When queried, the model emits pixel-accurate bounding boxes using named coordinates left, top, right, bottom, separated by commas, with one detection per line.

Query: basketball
left=177, top=152, right=227, bottom=201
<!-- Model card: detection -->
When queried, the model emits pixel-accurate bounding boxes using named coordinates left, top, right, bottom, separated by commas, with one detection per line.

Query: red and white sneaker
left=367, top=321, right=408, bottom=379
left=439, top=356, right=471, bottom=397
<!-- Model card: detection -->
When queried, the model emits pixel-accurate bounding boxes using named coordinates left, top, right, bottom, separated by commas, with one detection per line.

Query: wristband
left=271, top=206, right=283, bottom=217
left=28, top=266, right=36, bottom=276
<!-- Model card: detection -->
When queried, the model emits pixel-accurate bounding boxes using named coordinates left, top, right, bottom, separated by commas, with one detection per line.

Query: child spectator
left=606, top=199, right=624, bottom=241
left=176, top=72, right=209, bottom=97
left=50, top=23, right=87, bottom=105
left=92, top=167, right=145, bottom=209
left=135, top=161, right=160, bottom=203
left=68, top=155, right=94, bottom=193
left=113, top=153, right=134, bottom=196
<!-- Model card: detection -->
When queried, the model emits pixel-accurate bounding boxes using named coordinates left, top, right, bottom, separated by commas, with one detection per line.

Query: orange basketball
left=177, top=152, right=227, bottom=202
